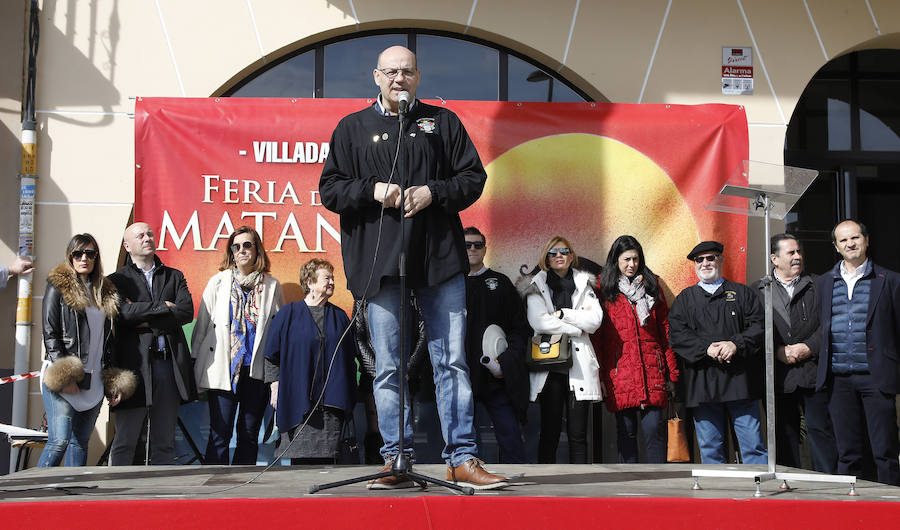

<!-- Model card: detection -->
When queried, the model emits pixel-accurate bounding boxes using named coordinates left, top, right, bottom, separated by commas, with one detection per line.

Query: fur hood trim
left=43, top=355, right=85, bottom=392
left=520, top=281, right=541, bottom=298
left=48, top=263, right=119, bottom=319
left=518, top=269, right=597, bottom=298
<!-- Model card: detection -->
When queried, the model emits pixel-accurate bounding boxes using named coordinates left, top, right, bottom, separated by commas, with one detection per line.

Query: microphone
left=398, top=91, right=410, bottom=115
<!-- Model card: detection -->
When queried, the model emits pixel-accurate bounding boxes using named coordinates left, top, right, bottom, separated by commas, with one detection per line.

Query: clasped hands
left=776, top=343, right=811, bottom=365
left=374, top=182, right=432, bottom=217
left=707, top=341, right=737, bottom=364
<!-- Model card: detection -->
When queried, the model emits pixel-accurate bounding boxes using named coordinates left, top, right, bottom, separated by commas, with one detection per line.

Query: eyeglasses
left=547, top=248, right=571, bottom=257
left=693, top=254, right=719, bottom=264
left=376, top=67, right=416, bottom=79
left=231, top=241, right=254, bottom=253
left=465, top=241, right=485, bottom=249
left=71, top=249, right=98, bottom=260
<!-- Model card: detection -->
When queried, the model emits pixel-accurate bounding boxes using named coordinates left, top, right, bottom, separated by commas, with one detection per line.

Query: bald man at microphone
left=320, top=45, right=507, bottom=490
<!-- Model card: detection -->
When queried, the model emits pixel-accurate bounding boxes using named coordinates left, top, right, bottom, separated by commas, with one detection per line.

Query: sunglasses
left=465, top=241, right=485, bottom=249
left=547, top=248, right=571, bottom=257
left=693, top=254, right=719, bottom=264
left=71, top=249, right=98, bottom=260
left=231, top=241, right=255, bottom=253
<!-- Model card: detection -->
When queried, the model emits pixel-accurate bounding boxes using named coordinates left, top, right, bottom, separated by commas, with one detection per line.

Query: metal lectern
left=694, top=160, right=858, bottom=497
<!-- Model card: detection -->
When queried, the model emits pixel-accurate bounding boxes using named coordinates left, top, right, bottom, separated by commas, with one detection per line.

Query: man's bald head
left=374, top=46, right=420, bottom=114
left=123, top=222, right=157, bottom=260
left=377, top=46, right=417, bottom=69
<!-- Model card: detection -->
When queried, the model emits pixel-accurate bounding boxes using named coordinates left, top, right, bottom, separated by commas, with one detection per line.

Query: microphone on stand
left=398, top=91, right=411, bottom=116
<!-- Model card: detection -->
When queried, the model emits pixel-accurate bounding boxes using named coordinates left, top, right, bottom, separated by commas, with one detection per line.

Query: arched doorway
left=223, top=29, right=593, bottom=103
left=785, top=49, right=900, bottom=274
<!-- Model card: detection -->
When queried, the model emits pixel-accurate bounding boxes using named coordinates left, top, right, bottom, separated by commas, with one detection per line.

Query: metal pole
left=11, top=128, right=37, bottom=472
left=395, top=110, right=410, bottom=475
left=762, top=194, right=776, bottom=473
left=11, top=0, right=40, bottom=472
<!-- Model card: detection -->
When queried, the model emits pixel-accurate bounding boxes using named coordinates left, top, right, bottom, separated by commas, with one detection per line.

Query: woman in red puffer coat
left=592, top=235, right=678, bottom=463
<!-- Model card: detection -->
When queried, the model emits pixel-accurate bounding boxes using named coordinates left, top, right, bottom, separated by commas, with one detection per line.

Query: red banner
left=134, top=98, right=748, bottom=313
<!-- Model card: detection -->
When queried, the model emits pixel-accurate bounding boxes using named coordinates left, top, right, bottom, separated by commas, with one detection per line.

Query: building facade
left=2, top=0, right=900, bottom=469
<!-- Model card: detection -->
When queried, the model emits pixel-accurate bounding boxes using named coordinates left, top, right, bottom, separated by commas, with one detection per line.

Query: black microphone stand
left=310, top=101, right=474, bottom=495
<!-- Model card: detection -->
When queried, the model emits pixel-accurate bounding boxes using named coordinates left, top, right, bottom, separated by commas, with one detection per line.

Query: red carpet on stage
left=4, top=496, right=899, bottom=529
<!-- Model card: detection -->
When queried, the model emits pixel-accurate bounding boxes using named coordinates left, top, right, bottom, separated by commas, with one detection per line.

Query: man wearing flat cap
left=668, top=241, right=767, bottom=464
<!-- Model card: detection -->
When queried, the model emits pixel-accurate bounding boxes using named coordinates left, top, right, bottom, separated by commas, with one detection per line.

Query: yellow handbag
left=527, top=334, right=573, bottom=371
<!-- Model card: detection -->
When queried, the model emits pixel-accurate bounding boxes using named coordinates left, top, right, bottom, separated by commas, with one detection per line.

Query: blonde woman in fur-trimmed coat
left=39, top=233, right=136, bottom=467
left=524, top=236, right=605, bottom=464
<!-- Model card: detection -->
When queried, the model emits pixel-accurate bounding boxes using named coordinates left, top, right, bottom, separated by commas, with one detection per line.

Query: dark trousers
left=828, top=373, right=900, bottom=486
left=205, top=366, right=270, bottom=465
left=538, top=371, right=590, bottom=463
left=111, top=357, right=181, bottom=466
left=475, top=386, right=526, bottom=464
left=776, top=388, right=838, bottom=473
left=615, top=406, right=666, bottom=464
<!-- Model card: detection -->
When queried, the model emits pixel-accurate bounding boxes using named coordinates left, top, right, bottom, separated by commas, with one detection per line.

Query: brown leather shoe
left=446, top=458, right=509, bottom=490
left=367, top=459, right=415, bottom=490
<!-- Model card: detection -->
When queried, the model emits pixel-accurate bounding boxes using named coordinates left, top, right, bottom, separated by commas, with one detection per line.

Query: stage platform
left=2, top=464, right=899, bottom=528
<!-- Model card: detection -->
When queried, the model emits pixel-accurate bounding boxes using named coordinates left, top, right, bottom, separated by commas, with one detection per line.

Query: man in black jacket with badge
left=752, top=234, right=836, bottom=472
left=669, top=241, right=767, bottom=464
left=107, top=222, right=196, bottom=465
left=463, top=227, right=530, bottom=463
left=320, top=46, right=506, bottom=490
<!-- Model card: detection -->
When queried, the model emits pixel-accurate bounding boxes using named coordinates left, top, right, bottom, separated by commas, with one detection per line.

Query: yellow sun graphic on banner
left=463, top=133, right=701, bottom=301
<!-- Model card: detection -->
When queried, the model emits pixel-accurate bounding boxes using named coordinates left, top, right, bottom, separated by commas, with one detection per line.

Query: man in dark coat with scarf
left=107, top=222, right=196, bottom=465
left=463, top=226, right=530, bottom=463
left=668, top=240, right=767, bottom=464
left=752, top=233, right=836, bottom=472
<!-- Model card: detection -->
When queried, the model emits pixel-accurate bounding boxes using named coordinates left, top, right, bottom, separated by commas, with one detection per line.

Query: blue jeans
left=205, top=365, right=270, bottom=465
left=368, top=274, right=478, bottom=467
left=692, top=399, right=767, bottom=464
left=616, top=406, right=666, bottom=464
left=37, top=383, right=102, bottom=467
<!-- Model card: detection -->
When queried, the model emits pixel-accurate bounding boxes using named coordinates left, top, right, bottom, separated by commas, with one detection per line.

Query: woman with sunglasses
left=524, top=236, right=604, bottom=463
left=192, top=226, right=283, bottom=464
left=593, top=235, right=679, bottom=463
left=40, top=234, right=135, bottom=466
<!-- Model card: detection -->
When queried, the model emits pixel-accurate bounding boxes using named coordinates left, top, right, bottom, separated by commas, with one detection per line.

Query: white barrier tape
left=0, top=371, right=39, bottom=385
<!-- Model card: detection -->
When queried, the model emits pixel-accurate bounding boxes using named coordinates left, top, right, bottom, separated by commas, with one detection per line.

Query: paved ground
left=1, top=464, right=898, bottom=503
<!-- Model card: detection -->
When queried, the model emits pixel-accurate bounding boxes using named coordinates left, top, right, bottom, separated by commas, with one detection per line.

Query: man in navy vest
left=816, top=219, right=900, bottom=485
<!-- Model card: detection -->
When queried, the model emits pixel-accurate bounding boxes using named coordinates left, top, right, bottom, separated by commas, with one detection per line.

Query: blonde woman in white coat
left=525, top=236, right=604, bottom=463
left=192, top=226, right=283, bottom=464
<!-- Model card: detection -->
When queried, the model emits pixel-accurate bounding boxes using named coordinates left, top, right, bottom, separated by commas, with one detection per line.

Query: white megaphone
left=480, top=324, right=507, bottom=379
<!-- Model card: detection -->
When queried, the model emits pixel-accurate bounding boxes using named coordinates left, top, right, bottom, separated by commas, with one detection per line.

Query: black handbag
left=336, top=416, right=360, bottom=465
left=527, top=333, right=573, bottom=371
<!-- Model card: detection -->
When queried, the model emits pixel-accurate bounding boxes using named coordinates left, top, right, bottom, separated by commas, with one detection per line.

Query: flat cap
left=687, top=240, right=724, bottom=260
